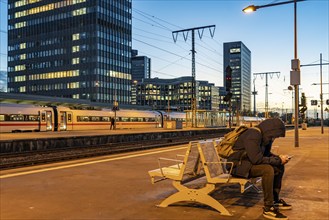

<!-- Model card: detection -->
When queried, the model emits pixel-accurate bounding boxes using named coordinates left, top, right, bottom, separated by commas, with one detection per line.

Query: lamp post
left=243, top=0, right=305, bottom=147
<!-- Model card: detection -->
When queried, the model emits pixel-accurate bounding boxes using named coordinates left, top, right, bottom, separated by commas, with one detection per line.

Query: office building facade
left=131, top=49, right=151, bottom=82
left=135, top=76, right=217, bottom=111
left=223, top=41, right=251, bottom=112
left=7, top=0, right=132, bottom=104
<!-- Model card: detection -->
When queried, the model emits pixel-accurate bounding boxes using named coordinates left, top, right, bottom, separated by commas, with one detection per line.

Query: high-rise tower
left=223, top=41, right=251, bottom=113
left=7, top=0, right=132, bottom=104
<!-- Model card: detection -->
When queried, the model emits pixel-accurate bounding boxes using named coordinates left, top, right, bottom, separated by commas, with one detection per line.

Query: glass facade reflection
left=7, top=0, right=132, bottom=104
left=136, top=77, right=216, bottom=111
left=223, top=41, right=251, bottom=112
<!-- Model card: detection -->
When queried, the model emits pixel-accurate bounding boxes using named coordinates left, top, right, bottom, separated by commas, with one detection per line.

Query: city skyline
left=1, top=0, right=328, bottom=113
left=131, top=0, right=328, bottom=112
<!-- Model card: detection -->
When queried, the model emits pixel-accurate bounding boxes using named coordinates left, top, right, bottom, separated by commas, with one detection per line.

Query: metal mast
left=172, top=25, right=215, bottom=127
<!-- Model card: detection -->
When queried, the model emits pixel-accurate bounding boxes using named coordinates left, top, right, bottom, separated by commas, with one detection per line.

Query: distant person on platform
left=110, top=117, right=115, bottom=130
left=227, top=118, right=292, bottom=220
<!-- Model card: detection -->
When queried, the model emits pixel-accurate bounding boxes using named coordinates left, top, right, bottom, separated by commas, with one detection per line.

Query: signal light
left=225, top=65, right=232, bottom=91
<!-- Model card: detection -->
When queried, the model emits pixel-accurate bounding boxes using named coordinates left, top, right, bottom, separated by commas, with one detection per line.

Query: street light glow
left=242, top=5, right=257, bottom=13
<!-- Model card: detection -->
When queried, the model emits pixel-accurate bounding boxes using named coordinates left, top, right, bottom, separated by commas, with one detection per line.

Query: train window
left=0, top=115, right=4, bottom=121
left=28, top=115, right=39, bottom=121
left=101, top=117, right=110, bottom=121
left=130, top=117, right=138, bottom=122
left=68, top=114, right=72, bottom=122
left=146, top=118, right=156, bottom=122
left=91, top=116, right=100, bottom=121
left=10, top=115, right=24, bottom=121
left=77, top=116, right=89, bottom=122
left=121, top=117, right=130, bottom=122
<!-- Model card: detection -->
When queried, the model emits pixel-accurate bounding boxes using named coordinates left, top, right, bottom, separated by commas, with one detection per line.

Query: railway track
left=0, top=133, right=223, bottom=170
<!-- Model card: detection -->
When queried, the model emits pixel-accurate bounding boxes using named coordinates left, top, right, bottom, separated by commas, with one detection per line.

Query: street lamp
left=243, top=0, right=305, bottom=148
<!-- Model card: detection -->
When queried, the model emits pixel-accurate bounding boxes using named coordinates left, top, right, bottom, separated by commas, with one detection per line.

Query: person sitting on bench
left=227, top=118, right=292, bottom=220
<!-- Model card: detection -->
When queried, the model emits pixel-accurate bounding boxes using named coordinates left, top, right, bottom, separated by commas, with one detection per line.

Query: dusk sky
left=0, top=0, right=328, bottom=113
left=132, top=0, right=329, bottom=113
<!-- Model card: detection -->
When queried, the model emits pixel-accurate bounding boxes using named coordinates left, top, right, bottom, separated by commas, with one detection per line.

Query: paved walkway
left=0, top=127, right=328, bottom=220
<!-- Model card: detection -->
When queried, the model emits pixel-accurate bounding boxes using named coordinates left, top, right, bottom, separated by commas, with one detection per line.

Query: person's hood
left=257, top=118, right=286, bottom=146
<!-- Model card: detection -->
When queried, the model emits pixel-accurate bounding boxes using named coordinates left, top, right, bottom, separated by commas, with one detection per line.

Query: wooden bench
left=148, top=139, right=262, bottom=216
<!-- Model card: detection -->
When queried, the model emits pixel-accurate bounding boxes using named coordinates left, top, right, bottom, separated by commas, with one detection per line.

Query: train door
left=59, top=111, right=73, bottom=131
left=66, top=112, right=73, bottom=131
left=39, top=110, right=53, bottom=131
left=59, top=111, right=67, bottom=131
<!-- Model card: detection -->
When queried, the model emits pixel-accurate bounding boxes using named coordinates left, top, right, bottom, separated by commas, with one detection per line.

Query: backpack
left=216, top=125, right=260, bottom=159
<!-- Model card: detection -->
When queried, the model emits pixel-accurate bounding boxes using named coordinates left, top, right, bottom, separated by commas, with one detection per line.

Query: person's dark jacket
left=227, top=118, right=286, bottom=178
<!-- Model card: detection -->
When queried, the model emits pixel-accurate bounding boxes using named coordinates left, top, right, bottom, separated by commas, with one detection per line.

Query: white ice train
left=0, top=103, right=187, bottom=133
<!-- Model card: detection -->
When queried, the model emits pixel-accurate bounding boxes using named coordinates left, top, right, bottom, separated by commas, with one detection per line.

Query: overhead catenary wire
left=133, top=37, right=220, bottom=73
left=132, top=8, right=228, bottom=87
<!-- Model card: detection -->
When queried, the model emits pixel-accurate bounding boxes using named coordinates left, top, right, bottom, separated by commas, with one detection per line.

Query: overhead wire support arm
left=253, top=71, right=280, bottom=118
left=172, top=25, right=215, bottom=128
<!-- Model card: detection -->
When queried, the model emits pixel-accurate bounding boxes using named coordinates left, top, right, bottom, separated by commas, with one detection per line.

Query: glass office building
left=7, top=0, right=132, bottom=104
left=131, top=49, right=151, bottom=82
left=135, top=76, right=216, bottom=111
left=223, top=41, right=251, bottom=112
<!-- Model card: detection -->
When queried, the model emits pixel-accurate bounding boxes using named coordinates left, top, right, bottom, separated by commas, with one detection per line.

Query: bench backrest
left=198, top=140, right=226, bottom=179
left=180, top=141, right=202, bottom=180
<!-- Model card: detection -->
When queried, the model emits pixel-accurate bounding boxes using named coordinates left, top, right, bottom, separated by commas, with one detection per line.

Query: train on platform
left=0, top=102, right=267, bottom=133
left=0, top=103, right=186, bottom=133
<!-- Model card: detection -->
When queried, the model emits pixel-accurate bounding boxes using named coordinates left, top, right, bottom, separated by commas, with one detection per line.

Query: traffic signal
left=223, top=92, right=232, bottom=102
left=326, top=99, right=329, bottom=105
left=225, top=65, right=232, bottom=91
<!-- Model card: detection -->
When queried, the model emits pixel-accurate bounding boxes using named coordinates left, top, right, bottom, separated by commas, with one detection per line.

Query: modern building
left=0, top=0, right=8, bottom=92
left=131, top=49, right=151, bottom=81
left=135, top=76, right=218, bottom=111
left=0, top=71, right=7, bottom=92
left=223, top=41, right=251, bottom=113
left=7, top=0, right=132, bottom=104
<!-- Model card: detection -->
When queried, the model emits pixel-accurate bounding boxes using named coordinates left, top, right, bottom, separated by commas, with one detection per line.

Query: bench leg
left=157, top=182, right=232, bottom=216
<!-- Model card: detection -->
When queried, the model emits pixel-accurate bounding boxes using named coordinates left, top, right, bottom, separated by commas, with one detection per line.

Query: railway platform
left=0, top=127, right=328, bottom=220
left=0, top=127, right=230, bottom=153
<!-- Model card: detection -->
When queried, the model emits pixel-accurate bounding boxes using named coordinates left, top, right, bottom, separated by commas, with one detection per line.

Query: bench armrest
left=175, top=154, right=185, bottom=159
left=158, top=157, right=183, bottom=176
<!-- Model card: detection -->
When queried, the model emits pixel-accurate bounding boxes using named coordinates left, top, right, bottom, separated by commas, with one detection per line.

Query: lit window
left=72, top=8, right=86, bottom=16
left=72, top=46, right=80, bottom=53
left=230, top=48, right=241, bottom=54
left=73, top=0, right=86, bottom=4
left=20, top=43, right=26, bottom=49
left=15, top=21, right=26, bottom=29
left=72, top=58, right=80, bottom=64
left=20, top=54, right=26, bottom=60
left=14, top=65, right=26, bottom=71
left=72, top=33, right=80, bottom=41
left=19, top=86, right=26, bottom=92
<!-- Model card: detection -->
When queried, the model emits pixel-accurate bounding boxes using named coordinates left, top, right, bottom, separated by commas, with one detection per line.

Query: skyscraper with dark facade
left=223, top=41, right=251, bottom=112
left=131, top=49, right=151, bottom=82
left=7, top=0, right=132, bottom=104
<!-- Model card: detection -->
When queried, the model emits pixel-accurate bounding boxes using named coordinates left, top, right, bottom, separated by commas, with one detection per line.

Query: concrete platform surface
left=0, top=127, right=328, bottom=220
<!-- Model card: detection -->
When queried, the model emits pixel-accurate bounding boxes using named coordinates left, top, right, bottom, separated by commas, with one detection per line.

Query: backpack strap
left=250, top=126, right=261, bottom=133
